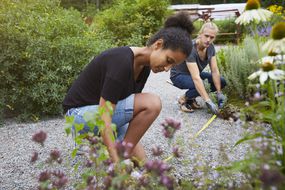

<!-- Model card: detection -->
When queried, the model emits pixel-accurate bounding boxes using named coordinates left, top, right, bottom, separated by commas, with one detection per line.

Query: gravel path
left=0, top=69, right=249, bottom=189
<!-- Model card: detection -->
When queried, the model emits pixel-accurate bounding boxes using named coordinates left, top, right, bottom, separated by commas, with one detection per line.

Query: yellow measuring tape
left=194, top=114, right=217, bottom=138
left=164, top=114, right=217, bottom=162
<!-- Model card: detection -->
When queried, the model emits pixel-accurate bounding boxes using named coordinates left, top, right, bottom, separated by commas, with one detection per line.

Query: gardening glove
left=205, top=99, right=219, bottom=115
left=217, top=92, right=226, bottom=109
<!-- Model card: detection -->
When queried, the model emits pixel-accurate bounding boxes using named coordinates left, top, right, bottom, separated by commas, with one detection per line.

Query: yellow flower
left=235, top=0, right=272, bottom=25
left=248, top=57, right=285, bottom=85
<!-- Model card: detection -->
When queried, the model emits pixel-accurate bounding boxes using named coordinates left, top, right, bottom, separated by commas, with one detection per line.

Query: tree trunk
left=96, top=0, right=100, bottom=10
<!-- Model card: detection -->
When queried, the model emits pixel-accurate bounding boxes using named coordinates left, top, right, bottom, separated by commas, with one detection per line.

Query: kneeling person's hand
left=217, top=92, right=226, bottom=109
left=205, top=99, right=219, bottom=115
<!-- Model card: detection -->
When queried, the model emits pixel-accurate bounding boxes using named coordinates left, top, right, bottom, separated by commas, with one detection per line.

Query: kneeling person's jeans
left=65, top=94, right=135, bottom=143
left=170, top=72, right=227, bottom=99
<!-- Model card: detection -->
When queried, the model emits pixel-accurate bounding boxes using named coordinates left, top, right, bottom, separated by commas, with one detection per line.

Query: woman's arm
left=209, top=56, right=221, bottom=93
left=99, top=97, right=119, bottom=163
left=186, top=62, right=210, bottom=101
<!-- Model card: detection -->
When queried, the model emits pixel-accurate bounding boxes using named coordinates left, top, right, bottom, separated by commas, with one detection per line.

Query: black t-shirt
left=63, top=46, right=150, bottom=113
left=170, top=40, right=215, bottom=78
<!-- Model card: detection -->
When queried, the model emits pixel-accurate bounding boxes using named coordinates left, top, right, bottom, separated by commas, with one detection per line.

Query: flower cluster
left=145, top=160, right=171, bottom=175
left=31, top=130, right=68, bottom=189
left=32, top=130, right=47, bottom=146
left=144, top=159, right=174, bottom=190
left=48, top=149, right=62, bottom=164
left=115, top=141, right=133, bottom=159
left=38, top=169, right=68, bottom=190
left=151, top=146, right=163, bottom=156
left=161, top=118, right=181, bottom=138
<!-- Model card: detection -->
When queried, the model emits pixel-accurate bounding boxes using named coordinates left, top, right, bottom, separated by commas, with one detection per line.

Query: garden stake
left=194, top=114, right=217, bottom=139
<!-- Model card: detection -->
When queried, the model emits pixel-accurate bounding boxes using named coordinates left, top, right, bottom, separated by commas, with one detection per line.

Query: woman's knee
left=134, top=93, right=162, bottom=115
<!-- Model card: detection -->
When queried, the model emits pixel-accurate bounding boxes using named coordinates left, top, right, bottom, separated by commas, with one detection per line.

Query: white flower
left=130, top=170, right=142, bottom=179
left=262, top=22, right=285, bottom=53
left=235, top=8, right=273, bottom=25
left=248, top=58, right=285, bottom=85
left=262, top=38, right=285, bottom=53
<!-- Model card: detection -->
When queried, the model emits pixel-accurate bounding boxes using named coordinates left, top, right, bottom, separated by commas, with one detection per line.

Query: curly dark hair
left=147, top=12, right=194, bottom=56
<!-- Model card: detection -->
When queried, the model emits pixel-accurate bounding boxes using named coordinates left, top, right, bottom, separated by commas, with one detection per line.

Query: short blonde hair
left=198, top=22, right=219, bottom=35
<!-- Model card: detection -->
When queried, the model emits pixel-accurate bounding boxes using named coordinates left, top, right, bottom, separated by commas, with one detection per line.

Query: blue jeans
left=170, top=72, right=226, bottom=99
left=66, top=94, right=134, bottom=142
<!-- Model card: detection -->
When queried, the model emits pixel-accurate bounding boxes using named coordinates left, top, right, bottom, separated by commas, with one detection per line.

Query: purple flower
left=32, top=130, right=47, bottom=145
left=103, top=158, right=112, bottom=166
left=38, top=170, right=50, bottom=182
left=115, top=141, right=133, bottom=159
left=87, top=176, right=96, bottom=185
left=161, top=118, right=181, bottom=139
left=30, top=151, right=38, bottom=163
left=144, top=160, right=171, bottom=175
left=51, top=170, right=68, bottom=188
left=107, top=164, right=115, bottom=177
left=172, top=147, right=181, bottom=158
left=103, top=176, right=112, bottom=189
left=85, top=159, right=93, bottom=167
left=160, top=175, right=174, bottom=190
left=151, top=146, right=163, bottom=157
left=50, top=149, right=60, bottom=161
left=139, top=176, right=149, bottom=187
left=52, top=176, right=68, bottom=188
left=87, top=136, right=99, bottom=145
left=259, top=168, right=285, bottom=187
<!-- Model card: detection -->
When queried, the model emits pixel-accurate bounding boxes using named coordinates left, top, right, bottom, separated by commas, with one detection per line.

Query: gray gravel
left=0, top=70, right=249, bottom=189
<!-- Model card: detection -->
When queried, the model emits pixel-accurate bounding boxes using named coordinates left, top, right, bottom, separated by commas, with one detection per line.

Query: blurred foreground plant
left=32, top=102, right=192, bottom=189
left=232, top=20, right=285, bottom=189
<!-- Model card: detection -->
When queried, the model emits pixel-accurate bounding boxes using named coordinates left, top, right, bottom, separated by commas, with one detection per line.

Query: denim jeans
left=170, top=72, right=226, bottom=99
left=66, top=94, right=134, bottom=142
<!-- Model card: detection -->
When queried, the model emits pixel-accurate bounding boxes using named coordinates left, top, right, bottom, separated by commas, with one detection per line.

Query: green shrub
left=0, top=0, right=112, bottom=120
left=92, top=0, right=171, bottom=46
left=216, top=36, right=266, bottom=99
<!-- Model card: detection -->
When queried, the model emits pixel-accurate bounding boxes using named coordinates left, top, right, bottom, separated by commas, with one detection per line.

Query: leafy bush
left=92, top=0, right=171, bottom=46
left=216, top=36, right=266, bottom=99
left=0, top=0, right=112, bottom=120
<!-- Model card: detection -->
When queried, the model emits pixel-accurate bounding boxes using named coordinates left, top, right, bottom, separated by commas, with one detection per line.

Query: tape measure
left=194, top=114, right=217, bottom=138
left=164, top=114, right=217, bottom=162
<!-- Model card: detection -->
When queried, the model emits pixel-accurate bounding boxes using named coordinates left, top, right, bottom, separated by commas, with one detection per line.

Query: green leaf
left=65, top=115, right=75, bottom=124
left=65, top=126, right=71, bottom=136
left=234, top=133, right=263, bottom=147
left=74, top=162, right=80, bottom=172
left=74, top=123, right=84, bottom=133
left=71, top=148, right=78, bottom=158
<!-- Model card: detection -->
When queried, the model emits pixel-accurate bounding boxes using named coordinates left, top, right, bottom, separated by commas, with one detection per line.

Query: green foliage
left=216, top=36, right=265, bottom=99
left=194, top=18, right=240, bottom=44
left=93, top=0, right=171, bottom=46
left=60, top=0, right=114, bottom=12
left=0, top=0, right=112, bottom=120
left=215, top=18, right=241, bottom=44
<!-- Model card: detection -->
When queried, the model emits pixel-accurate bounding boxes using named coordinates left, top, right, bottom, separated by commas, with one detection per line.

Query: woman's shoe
left=180, top=103, right=194, bottom=113
left=188, top=98, right=202, bottom=109
left=178, top=95, right=186, bottom=105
